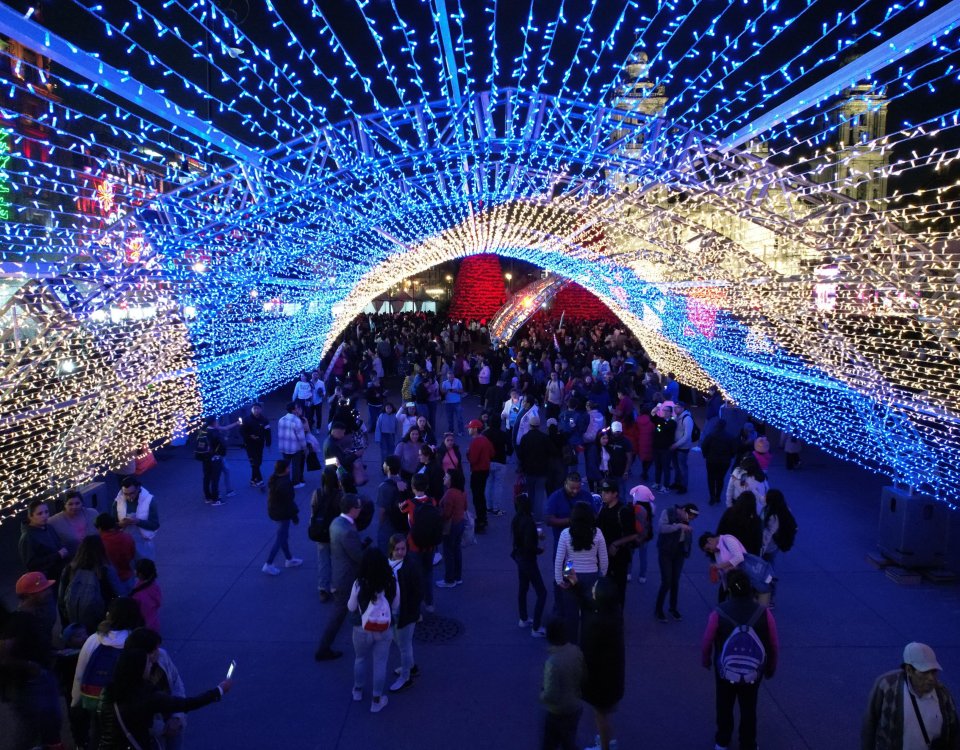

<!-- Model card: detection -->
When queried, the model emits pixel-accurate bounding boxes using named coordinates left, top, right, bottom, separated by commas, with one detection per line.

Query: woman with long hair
left=553, top=502, right=608, bottom=645
left=567, top=574, right=624, bottom=750
left=393, top=426, right=422, bottom=480
left=438, top=432, right=462, bottom=472
left=760, top=488, right=794, bottom=604
left=725, top=453, right=769, bottom=512
left=98, top=644, right=231, bottom=750
left=510, top=493, right=547, bottom=636
left=59, top=535, right=121, bottom=635
left=347, top=548, right=399, bottom=713
left=387, top=534, right=422, bottom=693
left=416, top=415, right=436, bottom=448
left=717, top=491, right=762, bottom=555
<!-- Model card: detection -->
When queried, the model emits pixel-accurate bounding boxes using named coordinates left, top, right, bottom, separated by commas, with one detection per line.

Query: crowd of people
left=2, top=310, right=956, bottom=750
left=4, top=478, right=232, bottom=750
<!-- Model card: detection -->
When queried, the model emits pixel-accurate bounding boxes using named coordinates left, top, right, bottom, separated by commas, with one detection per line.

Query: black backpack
left=193, top=431, right=211, bottom=461
left=773, top=505, right=798, bottom=552
left=411, top=498, right=443, bottom=549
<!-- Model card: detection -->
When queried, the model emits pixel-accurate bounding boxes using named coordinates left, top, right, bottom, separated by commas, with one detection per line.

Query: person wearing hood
left=110, top=477, right=160, bottom=561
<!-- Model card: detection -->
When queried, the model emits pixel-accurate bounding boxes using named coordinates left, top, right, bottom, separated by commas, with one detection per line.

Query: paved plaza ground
left=3, top=393, right=960, bottom=750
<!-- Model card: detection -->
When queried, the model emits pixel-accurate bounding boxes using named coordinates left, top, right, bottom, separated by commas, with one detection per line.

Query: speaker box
left=877, top=486, right=948, bottom=569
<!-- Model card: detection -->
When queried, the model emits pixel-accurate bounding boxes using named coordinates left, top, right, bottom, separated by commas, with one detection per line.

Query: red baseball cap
left=466, top=420, right=483, bottom=430
left=16, top=572, right=56, bottom=596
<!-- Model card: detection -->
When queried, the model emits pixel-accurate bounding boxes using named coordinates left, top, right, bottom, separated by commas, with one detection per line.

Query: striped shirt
left=554, top=527, right=609, bottom=586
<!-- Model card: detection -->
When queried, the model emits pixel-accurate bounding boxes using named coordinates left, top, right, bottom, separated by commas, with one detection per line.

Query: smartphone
left=562, top=561, right=574, bottom=578
left=238, top=417, right=243, bottom=425
left=324, top=457, right=338, bottom=467
left=226, top=660, right=236, bottom=680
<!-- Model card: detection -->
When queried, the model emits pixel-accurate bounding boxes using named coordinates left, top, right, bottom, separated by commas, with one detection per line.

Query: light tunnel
left=2, top=110, right=958, bottom=517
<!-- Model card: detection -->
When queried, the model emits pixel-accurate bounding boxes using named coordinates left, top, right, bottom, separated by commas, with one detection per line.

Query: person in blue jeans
left=262, top=460, right=303, bottom=575
left=441, top=370, right=465, bottom=435
left=654, top=502, right=698, bottom=622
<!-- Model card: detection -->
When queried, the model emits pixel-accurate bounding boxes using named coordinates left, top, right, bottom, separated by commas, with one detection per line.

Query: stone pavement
left=3, top=393, right=959, bottom=750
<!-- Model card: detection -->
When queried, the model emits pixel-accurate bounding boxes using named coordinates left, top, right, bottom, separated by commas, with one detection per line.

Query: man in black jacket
left=701, top=419, right=738, bottom=506
left=596, top=479, right=640, bottom=607
left=240, top=403, right=271, bottom=488
left=518, top=415, right=552, bottom=521
left=196, top=418, right=227, bottom=506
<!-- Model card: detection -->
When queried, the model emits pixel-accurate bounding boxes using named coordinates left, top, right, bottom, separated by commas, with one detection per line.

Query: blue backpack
left=717, top=607, right=766, bottom=684
left=79, top=642, right=122, bottom=710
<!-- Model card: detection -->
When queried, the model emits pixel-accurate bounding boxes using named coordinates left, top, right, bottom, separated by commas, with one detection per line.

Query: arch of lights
left=1, top=0, right=960, bottom=518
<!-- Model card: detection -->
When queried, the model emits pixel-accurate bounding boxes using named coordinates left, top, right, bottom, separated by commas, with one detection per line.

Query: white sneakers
left=531, top=627, right=547, bottom=638
left=370, top=695, right=388, bottom=713
left=262, top=559, right=302, bottom=574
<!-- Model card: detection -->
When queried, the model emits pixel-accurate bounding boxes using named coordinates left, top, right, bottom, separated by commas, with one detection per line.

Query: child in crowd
left=131, top=558, right=162, bottom=632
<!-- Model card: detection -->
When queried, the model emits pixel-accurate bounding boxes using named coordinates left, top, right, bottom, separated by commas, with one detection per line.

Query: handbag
left=134, top=451, right=157, bottom=476
left=305, top=449, right=322, bottom=472
left=307, top=512, right=329, bottom=543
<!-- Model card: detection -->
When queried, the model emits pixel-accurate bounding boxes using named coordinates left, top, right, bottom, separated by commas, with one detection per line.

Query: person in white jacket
left=71, top=598, right=144, bottom=708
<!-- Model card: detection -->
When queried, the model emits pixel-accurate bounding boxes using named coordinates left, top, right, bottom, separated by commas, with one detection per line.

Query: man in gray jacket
left=315, top=494, right=365, bottom=661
